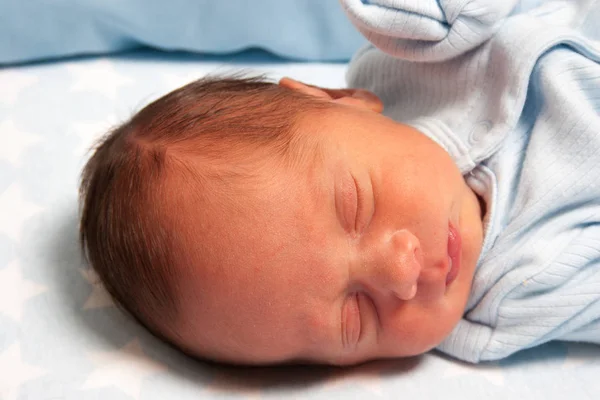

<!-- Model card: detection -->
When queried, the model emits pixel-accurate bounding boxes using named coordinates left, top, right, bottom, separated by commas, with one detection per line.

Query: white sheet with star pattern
left=1, top=50, right=600, bottom=400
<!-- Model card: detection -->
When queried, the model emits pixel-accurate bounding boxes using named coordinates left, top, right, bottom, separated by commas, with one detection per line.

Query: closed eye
left=342, top=293, right=361, bottom=349
left=335, top=171, right=374, bottom=235
left=354, top=174, right=375, bottom=234
left=351, top=175, right=361, bottom=232
left=335, top=173, right=359, bottom=233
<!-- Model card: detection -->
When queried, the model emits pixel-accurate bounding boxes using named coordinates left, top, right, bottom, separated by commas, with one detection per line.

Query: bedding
left=0, top=0, right=365, bottom=65
left=1, top=49, right=599, bottom=400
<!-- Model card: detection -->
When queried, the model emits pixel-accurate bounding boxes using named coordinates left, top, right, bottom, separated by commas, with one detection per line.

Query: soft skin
left=171, top=78, right=484, bottom=366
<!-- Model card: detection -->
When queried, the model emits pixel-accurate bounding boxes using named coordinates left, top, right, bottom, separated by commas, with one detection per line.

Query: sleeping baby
left=79, top=0, right=600, bottom=365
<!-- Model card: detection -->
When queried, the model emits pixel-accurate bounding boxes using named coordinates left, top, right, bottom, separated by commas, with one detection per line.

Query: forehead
left=173, top=149, right=344, bottom=361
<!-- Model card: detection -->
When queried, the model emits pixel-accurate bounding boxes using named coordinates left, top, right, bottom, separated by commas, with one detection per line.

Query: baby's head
left=79, top=76, right=484, bottom=366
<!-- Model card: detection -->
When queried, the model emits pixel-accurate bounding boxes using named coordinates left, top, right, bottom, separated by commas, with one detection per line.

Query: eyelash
left=351, top=292, right=380, bottom=343
left=353, top=293, right=362, bottom=336
left=351, top=175, right=362, bottom=233
left=344, top=292, right=362, bottom=347
left=353, top=175, right=375, bottom=235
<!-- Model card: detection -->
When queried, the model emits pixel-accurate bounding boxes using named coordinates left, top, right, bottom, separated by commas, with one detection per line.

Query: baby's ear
left=278, top=77, right=383, bottom=113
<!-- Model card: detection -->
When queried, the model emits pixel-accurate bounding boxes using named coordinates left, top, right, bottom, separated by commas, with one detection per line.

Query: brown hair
left=79, top=75, right=327, bottom=340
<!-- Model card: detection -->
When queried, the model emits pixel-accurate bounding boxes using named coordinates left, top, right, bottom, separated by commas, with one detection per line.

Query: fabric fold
left=340, top=0, right=519, bottom=61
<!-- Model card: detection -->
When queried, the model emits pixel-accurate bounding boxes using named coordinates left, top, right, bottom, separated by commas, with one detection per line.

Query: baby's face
left=173, top=99, right=484, bottom=366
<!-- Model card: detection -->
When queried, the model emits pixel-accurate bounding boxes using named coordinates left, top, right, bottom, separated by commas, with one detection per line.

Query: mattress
left=1, top=50, right=599, bottom=400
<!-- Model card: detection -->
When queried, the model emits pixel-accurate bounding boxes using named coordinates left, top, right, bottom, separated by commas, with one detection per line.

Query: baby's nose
left=369, top=229, right=422, bottom=300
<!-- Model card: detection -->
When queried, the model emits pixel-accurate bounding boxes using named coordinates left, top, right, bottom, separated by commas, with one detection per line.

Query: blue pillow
left=0, top=0, right=366, bottom=65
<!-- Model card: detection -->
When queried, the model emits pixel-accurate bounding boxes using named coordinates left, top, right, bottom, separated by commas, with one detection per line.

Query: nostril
left=407, top=283, right=417, bottom=299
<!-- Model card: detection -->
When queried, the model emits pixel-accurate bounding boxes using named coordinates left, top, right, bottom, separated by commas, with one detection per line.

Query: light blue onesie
left=343, top=0, right=600, bottom=362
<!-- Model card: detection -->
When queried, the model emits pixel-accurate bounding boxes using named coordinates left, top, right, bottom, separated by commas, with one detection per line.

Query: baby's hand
left=339, top=0, right=518, bottom=62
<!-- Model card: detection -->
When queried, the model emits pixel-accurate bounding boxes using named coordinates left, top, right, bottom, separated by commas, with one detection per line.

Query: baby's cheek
left=302, top=308, right=335, bottom=349
left=382, top=303, right=459, bottom=355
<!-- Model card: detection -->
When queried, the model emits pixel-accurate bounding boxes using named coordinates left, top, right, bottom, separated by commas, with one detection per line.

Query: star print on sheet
left=71, top=115, right=118, bottom=158
left=0, top=119, right=41, bottom=166
left=67, top=59, right=134, bottom=101
left=0, top=343, right=46, bottom=400
left=0, top=70, right=38, bottom=105
left=0, top=184, right=43, bottom=241
left=0, top=260, right=46, bottom=322
left=83, top=339, right=167, bottom=399
left=80, top=268, right=115, bottom=309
